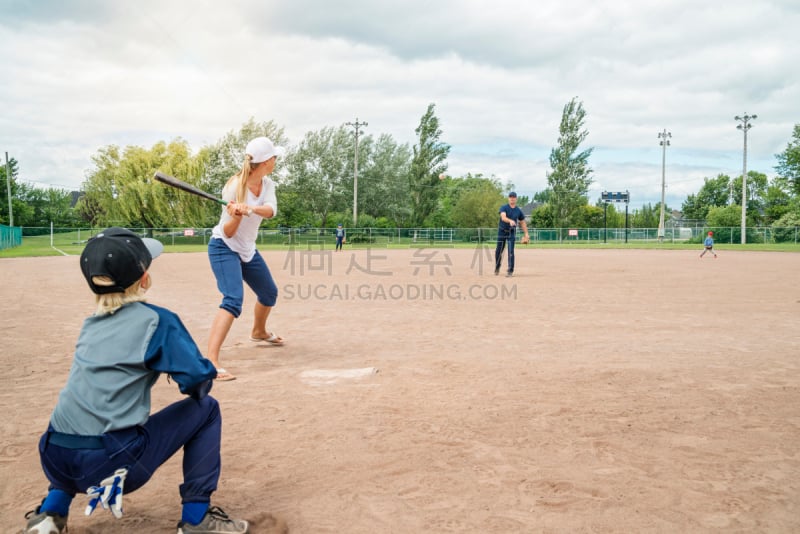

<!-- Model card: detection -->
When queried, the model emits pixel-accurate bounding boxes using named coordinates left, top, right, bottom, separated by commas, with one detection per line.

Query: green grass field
left=2, top=230, right=799, bottom=258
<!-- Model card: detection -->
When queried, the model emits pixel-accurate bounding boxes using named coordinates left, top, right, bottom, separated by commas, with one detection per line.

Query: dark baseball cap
left=80, top=227, right=164, bottom=294
left=508, top=191, right=517, bottom=197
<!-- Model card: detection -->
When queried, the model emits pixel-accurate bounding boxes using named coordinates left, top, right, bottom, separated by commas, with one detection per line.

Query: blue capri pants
left=208, top=238, right=278, bottom=318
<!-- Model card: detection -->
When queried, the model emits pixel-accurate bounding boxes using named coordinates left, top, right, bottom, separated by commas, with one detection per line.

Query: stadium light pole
left=4, top=152, right=13, bottom=227
left=346, top=118, right=368, bottom=226
left=735, top=113, right=756, bottom=244
left=657, top=130, right=671, bottom=242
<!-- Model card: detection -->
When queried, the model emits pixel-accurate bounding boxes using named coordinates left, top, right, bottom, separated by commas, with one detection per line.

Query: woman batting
left=207, top=137, right=285, bottom=381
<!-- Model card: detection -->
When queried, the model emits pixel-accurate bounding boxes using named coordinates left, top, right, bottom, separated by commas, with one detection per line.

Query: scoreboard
left=601, top=191, right=630, bottom=203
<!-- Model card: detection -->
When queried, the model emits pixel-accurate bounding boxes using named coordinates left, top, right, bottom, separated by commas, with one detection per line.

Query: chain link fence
left=8, top=225, right=799, bottom=253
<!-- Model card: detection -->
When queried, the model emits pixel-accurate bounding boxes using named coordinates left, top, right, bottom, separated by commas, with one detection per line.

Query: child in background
left=335, top=223, right=346, bottom=251
left=700, top=231, right=718, bottom=258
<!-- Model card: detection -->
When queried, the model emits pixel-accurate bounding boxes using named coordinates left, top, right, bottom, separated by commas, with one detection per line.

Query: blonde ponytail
left=223, top=153, right=259, bottom=203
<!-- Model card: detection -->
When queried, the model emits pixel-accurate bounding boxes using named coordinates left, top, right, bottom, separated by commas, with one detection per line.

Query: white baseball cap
left=245, top=137, right=285, bottom=163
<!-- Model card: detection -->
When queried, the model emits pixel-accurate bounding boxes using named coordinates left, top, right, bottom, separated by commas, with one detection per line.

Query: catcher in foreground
left=22, top=227, right=249, bottom=534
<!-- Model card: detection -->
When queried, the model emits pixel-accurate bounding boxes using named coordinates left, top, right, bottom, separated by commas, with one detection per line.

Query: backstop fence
left=0, top=224, right=22, bottom=250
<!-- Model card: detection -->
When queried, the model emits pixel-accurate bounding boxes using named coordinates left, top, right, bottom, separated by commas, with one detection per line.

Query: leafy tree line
left=64, top=106, right=459, bottom=231
left=2, top=103, right=800, bottom=232
left=527, top=98, right=800, bottom=232
left=0, top=157, right=83, bottom=230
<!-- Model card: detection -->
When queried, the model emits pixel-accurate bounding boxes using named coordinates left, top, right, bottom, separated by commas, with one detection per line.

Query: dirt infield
left=2, top=247, right=799, bottom=533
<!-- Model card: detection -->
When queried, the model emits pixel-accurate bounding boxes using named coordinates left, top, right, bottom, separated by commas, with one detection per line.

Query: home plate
left=300, top=367, right=379, bottom=385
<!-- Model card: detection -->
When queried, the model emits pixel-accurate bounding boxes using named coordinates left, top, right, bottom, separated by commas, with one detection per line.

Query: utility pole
left=657, top=130, right=671, bottom=242
left=5, top=152, right=13, bottom=227
left=346, top=118, right=368, bottom=226
left=735, top=113, right=756, bottom=244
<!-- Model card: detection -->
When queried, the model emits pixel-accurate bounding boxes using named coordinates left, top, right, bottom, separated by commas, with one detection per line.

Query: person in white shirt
left=207, top=137, right=285, bottom=381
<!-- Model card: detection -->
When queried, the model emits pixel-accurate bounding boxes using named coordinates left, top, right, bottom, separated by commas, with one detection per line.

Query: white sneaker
left=24, top=508, right=67, bottom=534
left=177, top=506, right=249, bottom=534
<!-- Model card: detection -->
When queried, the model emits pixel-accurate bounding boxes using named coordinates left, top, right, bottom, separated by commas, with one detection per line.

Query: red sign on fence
left=183, top=229, right=194, bottom=237
left=568, top=229, right=578, bottom=237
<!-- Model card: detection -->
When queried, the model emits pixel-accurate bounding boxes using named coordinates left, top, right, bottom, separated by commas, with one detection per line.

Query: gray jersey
left=50, top=302, right=215, bottom=435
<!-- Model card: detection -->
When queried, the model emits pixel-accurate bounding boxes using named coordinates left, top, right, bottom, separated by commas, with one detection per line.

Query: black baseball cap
left=80, top=227, right=164, bottom=294
left=508, top=191, right=517, bottom=197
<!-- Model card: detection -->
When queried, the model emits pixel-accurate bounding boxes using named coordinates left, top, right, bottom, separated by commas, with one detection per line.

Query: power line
left=17, top=178, right=80, bottom=191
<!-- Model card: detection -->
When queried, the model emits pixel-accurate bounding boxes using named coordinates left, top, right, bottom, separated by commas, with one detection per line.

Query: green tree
left=357, top=134, right=412, bottom=225
left=681, top=174, right=731, bottom=221
left=730, top=170, right=768, bottom=224
left=593, top=202, right=627, bottom=228
left=78, top=139, right=205, bottom=228
left=730, top=171, right=767, bottom=205
left=705, top=204, right=757, bottom=243
left=273, top=188, right=311, bottom=228
left=533, top=189, right=553, bottom=203
left=17, top=185, right=79, bottom=228
left=630, top=202, right=670, bottom=228
left=763, top=177, right=793, bottom=223
left=428, top=173, right=502, bottom=228
left=772, top=206, right=800, bottom=243
left=119, top=142, right=205, bottom=228
left=528, top=203, right=554, bottom=228
left=547, top=97, right=594, bottom=227
left=409, top=103, right=451, bottom=226
left=451, top=179, right=505, bottom=228
left=282, top=126, right=353, bottom=228
left=775, top=123, right=800, bottom=195
left=425, top=174, right=458, bottom=228
left=76, top=145, right=121, bottom=227
left=570, top=204, right=605, bottom=228
left=4, top=181, right=35, bottom=227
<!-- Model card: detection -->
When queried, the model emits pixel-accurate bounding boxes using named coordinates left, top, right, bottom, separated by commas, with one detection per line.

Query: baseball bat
left=153, top=171, right=228, bottom=207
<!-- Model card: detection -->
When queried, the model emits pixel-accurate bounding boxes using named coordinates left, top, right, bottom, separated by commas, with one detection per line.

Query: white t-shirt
left=211, top=177, right=277, bottom=262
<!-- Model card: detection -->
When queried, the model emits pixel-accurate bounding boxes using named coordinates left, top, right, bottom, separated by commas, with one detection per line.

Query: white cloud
left=0, top=0, right=797, bottom=211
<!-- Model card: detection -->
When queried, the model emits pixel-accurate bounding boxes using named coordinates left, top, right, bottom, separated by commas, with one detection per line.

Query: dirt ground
left=1, top=247, right=799, bottom=533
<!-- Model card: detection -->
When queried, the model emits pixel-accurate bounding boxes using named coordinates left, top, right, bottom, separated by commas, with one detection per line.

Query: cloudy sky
left=1, top=0, right=797, bottom=209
